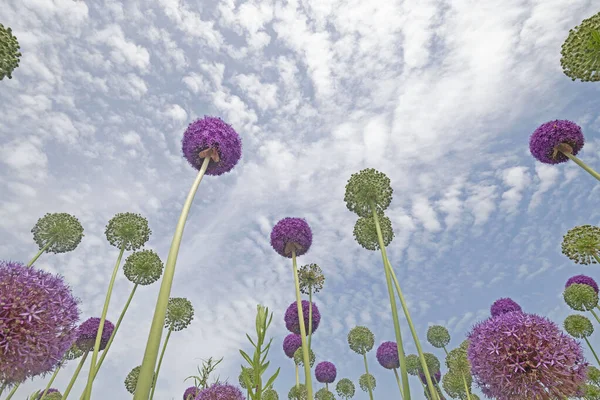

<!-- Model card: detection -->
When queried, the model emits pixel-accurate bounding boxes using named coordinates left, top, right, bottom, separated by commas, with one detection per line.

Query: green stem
left=295, top=363, right=299, bottom=388
left=308, top=288, right=313, bottom=353
left=150, top=329, right=172, bottom=400
left=27, top=238, right=55, bottom=267
left=593, top=253, right=600, bottom=265
left=392, top=368, right=404, bottom=399
left=62, top=351, right=89, bottom=400
left=0, top=383, right=6, bottom=397
left=40, top=363, right=62, bottom=399
left=362, top=353, right=374, bottom=400
left=135, top=156, right=211, bottom=400
left=82, top=243, right=126, bottom=400
left=4, top=383, right=19, bottom=400
left=326, top=383, right=329, bottom=392
left=590, top=308, right=600, bottom=325
left=560, top=151, right=600, bottom=182
left=292, top=249, right=314, bottom=400
left=584, top=336, right=600, bottom=367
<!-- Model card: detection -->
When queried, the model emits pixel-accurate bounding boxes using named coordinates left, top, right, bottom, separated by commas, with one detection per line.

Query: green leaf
left=263, top=367, right=281, bottom=390
left=261, top=361, right=270, bottom=374
left=246, top=333, right=258, bottom=349
left=243, top=374, right=256, bottom=400
left=239, top=350, right=254, bottom=366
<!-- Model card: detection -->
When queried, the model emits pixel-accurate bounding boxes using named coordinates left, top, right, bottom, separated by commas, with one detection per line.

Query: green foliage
left=184, top=356, right=224, bottom=390
left=564, top=314, right=594, bottom=338
left=353, top=213, right=394, bottom=251
left=358, top=373, right=376, bottom=392
left=31, top=213, right=84, bottom=254
left=347, top=326, right=375, bottom=355
left=298, top=264, right=325, bottom=294
left=0, top=24, right=21, bottom=80
left=335, top=378, right=355, bottom=399
left=105, top=212, right=151, bottom=251
left=560, top=12, right=600, bottom=82
left=165, top=297, right=194, bottom=331
left=293, top=346, right=316, bottom=367
left=344, top=168, right=393, bottom=217
left=427, top=325, right=451, bottom=349
left=123, top=249, right=164, bottom=285
left=561, top=225, right=600, bottom=264
left=564, top=284, right=599, bottom=311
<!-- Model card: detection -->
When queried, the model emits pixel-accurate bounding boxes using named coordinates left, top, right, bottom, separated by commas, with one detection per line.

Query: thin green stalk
left=590, top=308, right=600, bottom=325
left=584, top=336, right=600, bottom=367
left=362, top=353, right=374, bottom=400
left=135, top=156, right=211, bottom=400
left=392, top=368, right=404, bottom=399
left=292, top=248, right=314, bottom=400
left=0, top=383, right=6, bottom=397
left=4, top=383, right=19, bottom=400
left=40, top=363, right=63, bottom=399
left=62, top=351, right=89, bottom=400
left=26, top=238, right=55, bottom=267
left=593, top=253, right=600, bottom=265
left=308, top=288, right=313, bottom=353
left=325, top=383, right=329, bottom=392
left=150, top=329, right=173, bottom=400
left=82, top=243, right=126, bottom=400
left=295, top=364, right=299, bottom=388
left=560, top=150, right=600, bottom=182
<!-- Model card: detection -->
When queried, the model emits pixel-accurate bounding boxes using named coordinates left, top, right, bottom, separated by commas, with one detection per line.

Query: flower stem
left=295, top=364, right=299, bottom=388
left=593, top=253, right=600, bottom=265
left=590, top=308, right=600, bottom=325
left=135, top=156, right=211, bottom=400
left=326, top=383, right=329, bottom=392
left=0, top=383, right=6, bottom=396
left=4, top=383, right=19, bottom=400
left=27, top=237, right=55, bottom=267
left=150, top=328, right=172, bottom=400
left=392, top=368, right=404, bottom=399
left=308, top=288, right=313, bottom=353
left=560, top=150, right=600, bottom=182
left=584, top=336, right=600, bottom=367
left=362, top=353, right=374, bottom=400
left=292, top=248, right=314, bottom=400
left=40, top=363, right=63, bottom=399
left=62, top=351, right=89, bottom=400
left=82, top=243, right=126, bottom=400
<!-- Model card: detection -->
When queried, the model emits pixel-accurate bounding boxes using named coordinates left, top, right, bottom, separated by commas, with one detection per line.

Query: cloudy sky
left=1, top=0, right=600, bottom=399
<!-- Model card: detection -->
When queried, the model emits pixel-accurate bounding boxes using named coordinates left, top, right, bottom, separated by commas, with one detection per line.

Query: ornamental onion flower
left=195, top=383, right=245, bottom=400
left=560, top=11, right=600, bottom=82
left=376, top=341, right=400, bottom=369
left=124, top=366, right=156, bottom=395
left=467, top=311, right=587, bottom=399
left=419, top=370, right=442, bottom=385
left=263, top=388, right=279, bottom=400
left=564, top=314, right=600, bottom=366
left=490, top=297, right=522, bottom=317
left=564, top=284, right=600, bottom=318
left=442, top=369, right=472, bottom=400
left=294, top=347, right=316, bottom=368
left=426, top=326, right=451, bottom=349
left=284, top=300, right=321, bottom=335
left=283, top=334, right=303, bottom=358
left=335, top=378, right=355, bottom=400
left=347, top=326, right=375, bottom=399
left=41, top=392, right=62, bottom=400
left=353, top=214, right=394, bottom=251
left=406, top=354, right=421, bottom=376
left=588, top=365, right=600, bottom=385
left=75, top=318, right=115, bottom=352
left=238, top=366, right=255, bottom=390
left=314, top=388, right=334, bottom=400
left=184, top=386, right=201, bottom=400
left=298, top=263, right=325, bottom=353
left=562, top=225, right=600, bottom=265
left=567, top=274, right=600, bottom=294
left=315, top=362, right=336, bottom=384
left=34, top=388, right=59, bottom=399
left=0, top=24, right=21, bottom=80
left=29, top=213, right=84, bottom=266
left=358, top=374, right=376, bottom=392
left=288, top=383, right=307, bottom=400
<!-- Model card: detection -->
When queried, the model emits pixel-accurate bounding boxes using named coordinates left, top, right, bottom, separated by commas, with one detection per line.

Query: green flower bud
left=336, top=378, right=355, bottom=399
left=427, top=325, right=451, bottom=349
left=561, top=225, right=600, bottom=264
left=564, top=283, right=599, bottom=311
left=288, top=383, right=307, bottom=400
left=239, top=366, right=255, bottom=389
left=293, top=347, right=315, bottom=367
left=353, top=213, right=394, bottom=251
left=165, top=297, right=194, bottom=331
left=263, top=388, right=279, bottom=400
left=123, top=249, right=164, bottom=285
left=560, top=12, right=600, bottom=82
left=315, top=388, right=334, bottom=400
left=358, top=373, right=376, bottom=392
left=105, top=212, right=151, bottom=251
left=347, top=326, right=375, bottom=355
left=298, top=263, right=325, bottom=295
left=344, top=168, right=393, bottom=217
left=0, top=24, right=22, bottom=80
left=405, top=354, right=420, bottom=376
left=31, top=213, right=84, bottom=254
left=441, top=369, right=472, bottom=398
left=564, top=314, right=594, bottom=338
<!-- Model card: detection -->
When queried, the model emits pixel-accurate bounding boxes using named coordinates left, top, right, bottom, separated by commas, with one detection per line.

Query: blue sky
left=1, top=0, right=600, bottom=399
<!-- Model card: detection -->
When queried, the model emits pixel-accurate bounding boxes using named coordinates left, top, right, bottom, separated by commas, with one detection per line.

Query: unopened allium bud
left=347, top=326, right=375, bottom=355
left=442, top=369, right=472, bottom=399
left=315, top=388, right=334, bottom=400
left=263, top=388, right=279, bottom=400
left=298, top=263, right=325, bottom=294
left=294, top=346, right=315, bottom=367
left=288, top=383, right=307, bottom=400
left=560, top=12, right=600, bottom=82
left=564, top=314, right=594, bottom=338
left=165, top=297, right=194, bottom=331
left=427, top=325, right=450, bottom=348
left=358, top=373, right=376, bottom=392
left=405, top=354, right=420, bottom=376
left=123, top=249, right=164, bottom=286
left=336, top=378, right=355, bottom=399
left=353, top=213, right=394, bottom=251
left=105, top=212, right=151, bottom=251
left=0, top=24, right=22, bottom=80
left=564, top=283, right=599, bottom=311
left=239, top=366, right=255, bottom=389
left=562, top=225, right=600, bottom=264
left=31, top=213, right=84, bottom=254
left=344, top=168, right=393, bottom=217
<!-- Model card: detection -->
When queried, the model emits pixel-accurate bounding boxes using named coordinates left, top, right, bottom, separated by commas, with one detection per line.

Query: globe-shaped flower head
left=270, top=218, right=313, bottom=258
left=417, top=353, right=441, bottom=375
left=125, top=365, right=156, bottom=394
left=566, top=274, right=599, bottom=294
left=294, top=347, right=316, bottom=368
left=347, top=326, right=375, bottom=355
left=445, top=343, right=471, bottom=375
left=0, top=260, right=80, bottom=383
left=344, top=168, right=393, bottom=217
left=467, top=311, right=587, bottom=399
left=31, top=213, right=84, bottom=254
left=426, top=325, right=451, bottom=348
left=284, top=300, right=320, bottom=334
left=298, top=264, right=325, bottom=294
left=263, top=388, right=279, bottom=400
left=376, top=341, right=399, bottom=369
left=42, top=392, right=62, bottom=400
left=358, top=373, right=376, bottom=392
left=419, top=370, right=442, bottom=385
left=283, top=333, right=303, bottom=358
left=588, top=365, right=600, bottom=385
left=562, top=225, right=600, bottom=264
left=442, top=369, right=472, bottom=399
left=560, top=12, right=600, bottom=82
left=529, top=120, right=584, bottom=164
left=0, top=24, right=22, bottom=80
left=239, top=366, right=255, bottom=389
left=315, top=388, right=334, bottom=400
left=34, top=388, right=59, bottom=400
left=288, top=383, right=307, bottom=400
left=490, top=297, right=522, bottom=317
left=564, top=283, right=599, bottom=311
left=182, top=116, right=242, bottom=175
left=105, top=212, right=151, bottom=251
left=123, top=249, right=164, bottom=286
left=195, top=382, right=245, bottom=400
left=63, top=343, right=85, bottom=361
left=75, top=317, right=115, bottom=352
left=353, top=213, right=394, bottom=251
left=315, top=361, right=337, bottom=384
left=184, top=386, right=201, bottom=400
left=165, top=297, right=194, bottom=331
left=564, top=314, right=594, bottom=339
left=336, top=378, right=355, bottom=399
left=405, top=354, right=421, bottom=376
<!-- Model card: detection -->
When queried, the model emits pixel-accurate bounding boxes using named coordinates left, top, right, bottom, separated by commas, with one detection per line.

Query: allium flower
left=195, top=382, right=245, bottom=400
left=335, top=378, right=355, bottom=399
left=564, top=283, right=599, bottom=311
left=564, top=314, right=594, bottom=338
left=43, top=393, right=62, bottom=400
left=294, top=347, right=316, bottom=367
left=467, top=311, right=587, bottom=399
left=0, top=260, right=79, bottom=383
left=165, top=297, right=194, bottom=331
left=353, top=214, right=394, bottom=251
left=184, top=386, right=201, bottom=400
left=314, top=388, right=334, bottom=400
left=529, top=120, right=584, bottom=165
left=63, top=343, right=84, bottom=361
left=238, top=366, right=255, bottom=389
left=376, top=341, right=399, bottom=370
left=105, top=212, right=151, bottom=251
left=426, top=325, right=451, bottom=348
left=344, top=168, right=393, bottom=217
left=284, top=300, right=320, bottom=334
left=441, top=369, right=472, bottom=399
left=263, top=388, right=279, bottom=400
left=298, top=264, right=325, bottom=294
left=0, top=24, right=21, bottom=80
left=125, top=365, right=156, bottom=394
left=75, top=317, right=115, bottom=352
left=182, top=116, right=243, bottom=175
left=315, top=361, right=337, bottom=384
left=347, top=326, right=375, bottom=355
left=35, top=388, right=59, bottom=399
left=490, top=297, right=522, bottom=317
left=567, top=274, right=600, bottom=294
left=283, top=334, right=303, bottom=358
left=270, top=218, right=313, bottom=258
left=562, top=225, right=600, bottom=265
left=31, top=213, right=84, bottom=254
left=288, top=383, right=307, bottom=400
left=588, top=365, right=600, bottom=385
left=560, top=12, right=600, bottom=82
left=416, top=353, right=441, bottom=374
left=358, top=373, right=376, bottom=392
left=445, top=344, right=471, bottom=375
left=423, top=385, right=446, bottom=400
left=582, top=383, right=600, bottom=399
left=405, top=354, right=420, bottom=376
left=123, top=249, right=164, bottom=286
left=419, top=370, right=441, bottom=385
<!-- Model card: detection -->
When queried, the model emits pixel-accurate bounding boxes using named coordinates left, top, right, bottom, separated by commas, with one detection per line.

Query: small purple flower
left=376, top=341, right=399, bottom=369
left=419, top=370, right=441, bottom=385
left=566, top=274, right=599, bottom=294
left=490, top=297, right=522, bottom=317
left=0, top=260, right=80, bottom=384
left=183, top=386, right=200, bottom=400
left=270, top=218, right=313, bottom=258
left=182, top=116, right=242, bottom=175
left=529, top=120, right=584, bottom=164
left=315, top=361, right=337, bottom=384
left=284, top=300, right=320, bottom=334
left=195, top=382, right=245, bottom=400
left=283, top=333, right=303, bottom=358
left=75, top=317, right=115, bottom=352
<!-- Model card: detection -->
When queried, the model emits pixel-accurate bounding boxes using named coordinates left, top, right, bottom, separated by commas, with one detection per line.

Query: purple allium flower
left=419, top=370, right=442, bottom=385
left=467, top=311, right=587, bottom=399
left=75, top=317, right=115, bottom=352
left=529, top=120, right=584, bottom=164
left=490, top=297, right=522, bottom=317
left=182, top=116, right=242, bottom=176
left=315, top=361, right=337, bottom=384
left=184, top=386, right=201, bottom=400
left=0, top=260, right=80, bottom=384
left=195, top=382, right=245, bottom=400
left=376, top=341, right=399, bottom=369
left=270, top=218, right=312, bottom=258
left=566, top=274, right=599, bottom=294
left=284, top=300, right=320, bottom=334
left=283, top=333, right=303, bottom=358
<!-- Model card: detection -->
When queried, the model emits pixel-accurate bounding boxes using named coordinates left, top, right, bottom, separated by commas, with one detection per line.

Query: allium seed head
left=34, top=388, right=59, bottom=400
left=445, top=344, right=471, bottom=375
left=123, top=249, right=164, bottom=286
left=560, top=12, right=600, bottom=82
left=344, top=168, right=393, bottom=217
left=195, top=382, right=245, bottom=400
left=417, top=353, right=441, bottom=375
left=336, top=378, right=355, bottom=399
left=288, top=383, right=307, bottom=400
left=347, top=326, right=375, bottom=355
left=566, top=274, right=599, bottom=294
left=376, top=341, right=399, bottom=369
left=442, top=369, right=472, bottom=399
left=0, top=24, right=22, bottom=80
left=582, top=383, right=600, bottom=399
left=564, top=283, right=599, bottom=311
left=358, top=373, right=376, bottom=392
left=423, top=385, right=446, bottom=400
left=75, top=317, right=115, bottom=352
left=529, top=120, right=585, bottom=164
left=0, top=260, right=80, bottom=384
left=293, top=346, right=316, bottom=367
left=314, top=388, right=334, bottom=400
left=184, top=386, right=201, bottom=400
left=562, top=225, right=600, bottom=265
left=31, top=213, right=84, bottom=254
left=239, top=366, right=255, bottom=389
left=105, top=212, right=151, bottom=251
left=490, top=297, right=522, bottom=317
left=405, top=354, right=420, bottom=376
left=588, top=365, right=600, bottom=385
left=315, top=361, right=337, bottom=383
left=182, top=116, right=242, bottom=175
left=283, top=333, right=303, bottom=358
left=43, top=392, right=62, bottom=400
left=298, top=264, right=325, bottom=294
left=284, top=300, right=320, bottom=335
left=419, top=370, right=442, bottom=385
left=263, top=388, right=279, bottom=400
left=426, top=325, right=451, bottom=348
left=270, top=218, right=313, bottom=258
left=125, top=366, right=141, bottom=394
left=165, top=297, right=194, bottom=331
left=63, top=343, right=84, bottom=361
left=564, top=314, right=594, bottom=338
left=353, top=213, right=394, bottom=251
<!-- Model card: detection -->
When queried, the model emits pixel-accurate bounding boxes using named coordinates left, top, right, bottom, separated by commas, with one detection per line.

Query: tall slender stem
left=82, top=243, right=126, bottom=400
left=62, top=351, right=89, bottom=400
left=4, top=383, right=19, bottom=400
left=593, top=253, right=600, bottom=265
left=590, top=308, right=600, bottom=325
left=40, top=363, right=63, bottom=399
left=393, top=368, right=404, bottom=399
left=308, top=288, right=313, bottom=353
left=150, top=329, right=172, bottom=400
left=295, top=363, right=299, bottom=388
left=27, top=238, right=55, bottom=267
left=560, top=150, right=600, bottom=182
left=135, top=157, right=210, bottom=400
left=585, top=337, right=600, bottom=367
left=362, top=353, right=374, bottom=400
left=325, top=383, right=329, bottom=392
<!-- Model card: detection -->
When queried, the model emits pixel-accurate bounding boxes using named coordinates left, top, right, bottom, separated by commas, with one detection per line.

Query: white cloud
left=500, top=166, right=531, bottom=214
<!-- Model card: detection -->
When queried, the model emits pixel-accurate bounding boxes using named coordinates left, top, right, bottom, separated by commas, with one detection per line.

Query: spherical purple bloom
left=184, top=386, right=200, bottom=400
left=182, top=116, right=242, bottom=175
left=418, top=370, right=441, bottom=385
left=0, top=260, right=80, bottom=384
left=467, top=311, right=587, bottom=399
left=283, top=333, right=303, bottom=358
left=490, top=297, right=522, bottom=317
left=270, top=218, right=313, bottom=258
left=284, top=300, right=320, bottom=334
left=315, top=361, right=337, bottom=384
left=376, top=341, right=399, bottom=369
left=195, top=382, right=245, bottom=400
left=75, top=317, right=115, bottom=352
left=529, top=120, right=584, bottom=164
left=566, top=274, right=599, bottom=294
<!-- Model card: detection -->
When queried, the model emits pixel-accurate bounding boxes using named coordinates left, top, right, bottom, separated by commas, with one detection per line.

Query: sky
left=1, top=0, right=600, bottom=399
